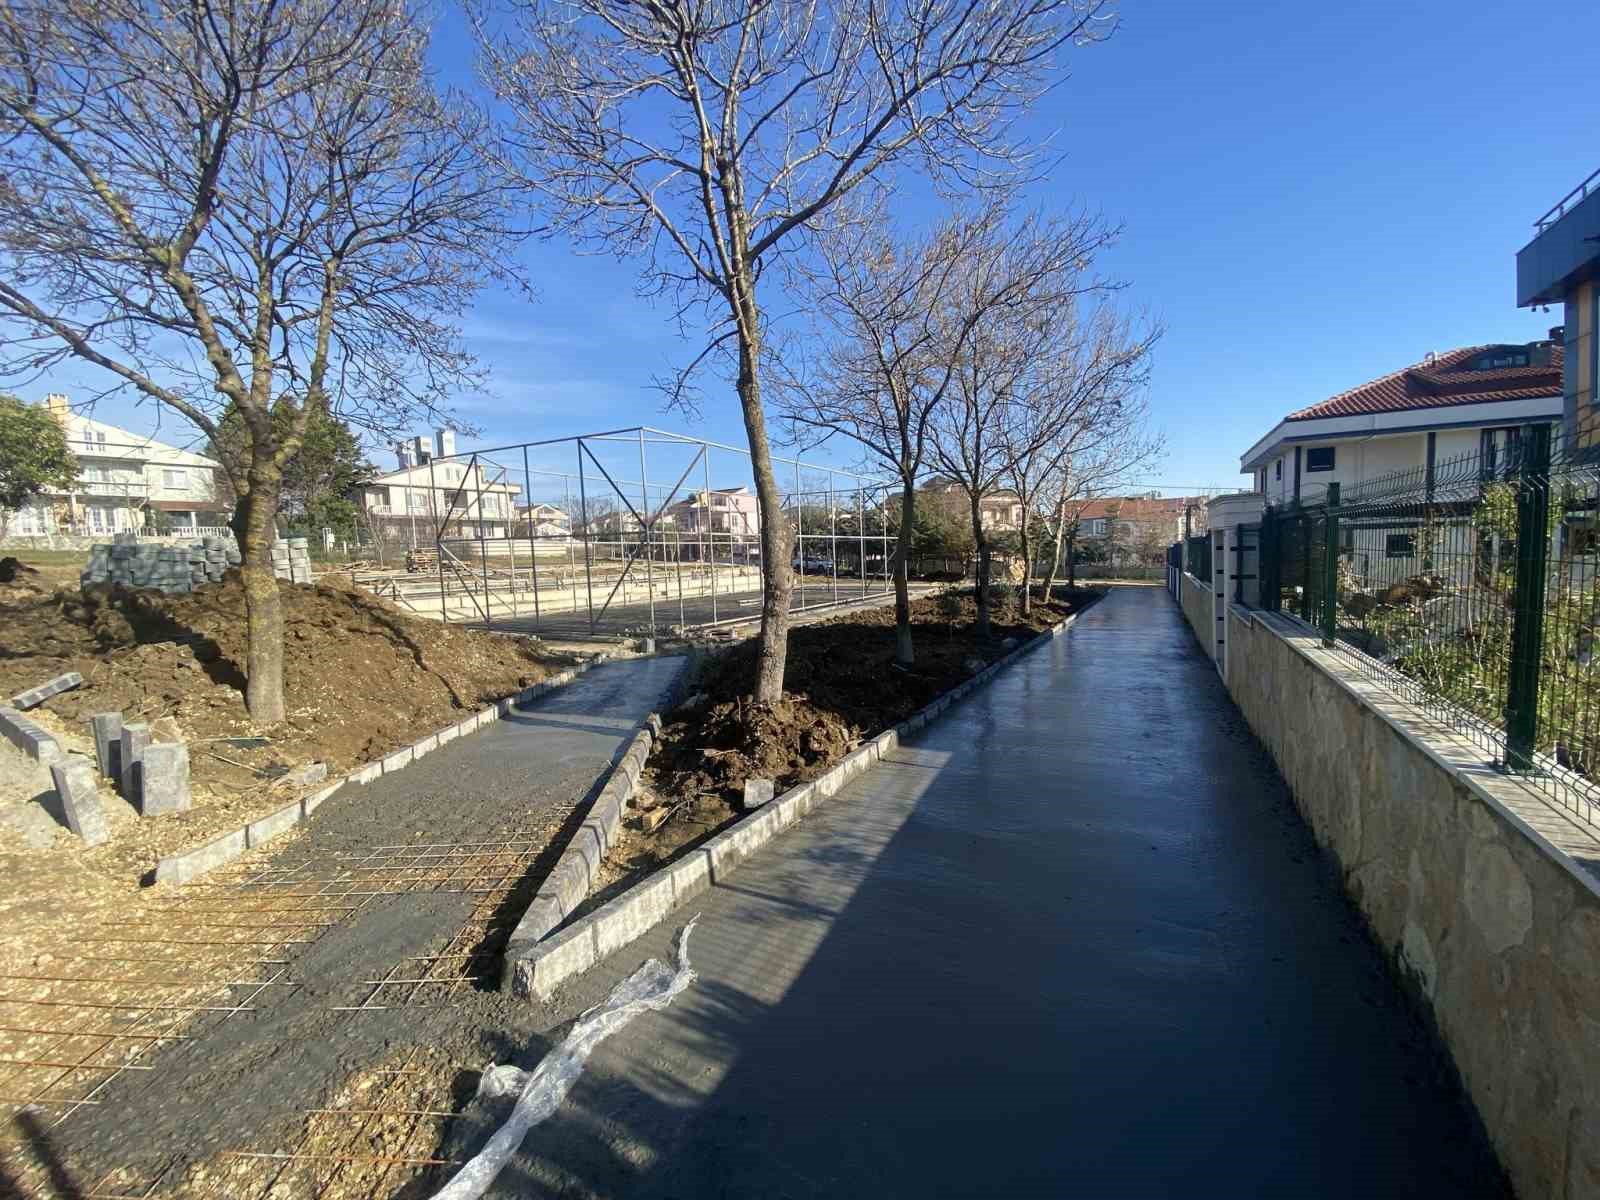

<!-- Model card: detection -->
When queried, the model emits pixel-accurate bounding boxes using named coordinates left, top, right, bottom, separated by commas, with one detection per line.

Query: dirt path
left=0, top=655, right=684, bottom=1200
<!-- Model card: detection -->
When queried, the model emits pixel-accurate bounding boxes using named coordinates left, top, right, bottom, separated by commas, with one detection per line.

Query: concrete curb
left=149, top=656, right=627, bottom=887
left=507, top=594, right=1102, bottom=999
left=0, top=705, right=65, bottom=764
left=499, top=713, right=663, bottom=974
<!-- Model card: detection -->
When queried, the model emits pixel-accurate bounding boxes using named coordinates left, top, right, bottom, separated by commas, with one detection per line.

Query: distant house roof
left=1077, top=496, right=1193, bottom=522
left=1286, top=344, right=1563, bottom=421
left=1240, top=341, right=1566, bottom=473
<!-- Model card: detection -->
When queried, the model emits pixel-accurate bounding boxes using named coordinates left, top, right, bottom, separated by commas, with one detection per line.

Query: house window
left=1305, top=447, right=1336, bottom=472
left=163, top=468, right=187, bottom=489
left=407, top=490, right=427, bottom=511
left=1567, top=522, right=1600, bottom=557
left=1274, top=460, right=1282, bottom=481
left=1385, top=533, right=1416, bottom=559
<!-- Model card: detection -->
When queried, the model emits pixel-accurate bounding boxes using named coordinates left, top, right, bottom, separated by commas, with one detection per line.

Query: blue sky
left=46, top=1, right=1599, bottom=495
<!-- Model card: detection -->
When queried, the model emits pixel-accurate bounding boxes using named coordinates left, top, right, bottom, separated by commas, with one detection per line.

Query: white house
left=1241, top=340, right=1564, bottom=504
left=517, top=502, right=571, bottom=538
left=359, top=431, right=520, bottom=541
left=6, top=394, right=228, bottom=537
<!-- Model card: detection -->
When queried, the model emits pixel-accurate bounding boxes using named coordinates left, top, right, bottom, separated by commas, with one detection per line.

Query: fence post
left=1321, top=482, right=1340, bottom=645
left=1504, top=423, right=1552, bottom=772
left=1260, top=506, right=1277, bottom=611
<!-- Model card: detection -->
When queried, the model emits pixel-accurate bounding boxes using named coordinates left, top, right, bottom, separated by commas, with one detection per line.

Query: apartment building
left=359, top=430, right=520, bottom=540
left=6, top=394, right=228, bottom=537
left=1517, top=167, right=1600, bottom=449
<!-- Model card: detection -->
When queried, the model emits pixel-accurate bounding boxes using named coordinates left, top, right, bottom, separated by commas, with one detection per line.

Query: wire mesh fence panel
left=345, top=427, right=901, bottom=640
left=1256, top=425, right=1600, bottom=828
left=1185, top=533, right=1211, bottom=582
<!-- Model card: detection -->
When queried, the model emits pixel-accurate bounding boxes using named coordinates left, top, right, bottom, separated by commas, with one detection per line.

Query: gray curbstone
left=302, top=781, right=340, bottom=817
left=10, top=671, right=84, bottom=711
left=140, top=742, right=191, bottom=815
left=0, top=706, right=64, bottom=764
left=381, top=746, right=413, bottom=774
left=88, top=712, right=123, bottom=779
left=49, top=754, right=109, bottom=846
left=742, top=778, right=775, bottom=810
left=118, top=722, right=151, bottom=799
left=499, top=718, right=662, bottom=979
left=246, top=802, right=301, bottom=848
left=350, top=762, right=381, bottom=785
left=154, top=827, right=247, bottom=885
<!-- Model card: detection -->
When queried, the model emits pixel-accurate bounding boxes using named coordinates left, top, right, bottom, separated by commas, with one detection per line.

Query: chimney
left=44, top=392, right=69, bottom=419
left=1550, top=325, right=1565, bottom=345
left=435, top=428, right=456, bottom=458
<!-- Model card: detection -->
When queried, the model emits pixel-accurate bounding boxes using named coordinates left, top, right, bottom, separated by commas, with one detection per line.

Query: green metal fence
left=1185, top=533, right=1212, bottom=583
left=1259, top=424, right=1600, bottom=828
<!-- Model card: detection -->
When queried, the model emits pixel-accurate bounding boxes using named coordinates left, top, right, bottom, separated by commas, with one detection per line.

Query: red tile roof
left=1286, top=345, right=1563, bottom=421
left=1077, top=496, right=1200, bottom=521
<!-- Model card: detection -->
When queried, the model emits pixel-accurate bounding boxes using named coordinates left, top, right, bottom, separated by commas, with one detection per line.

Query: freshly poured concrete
left=476, top=586, right=1506, bottom=1198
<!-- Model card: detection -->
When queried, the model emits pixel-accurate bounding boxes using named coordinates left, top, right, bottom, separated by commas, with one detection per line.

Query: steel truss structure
left=355, top=427, right=901, bottom=639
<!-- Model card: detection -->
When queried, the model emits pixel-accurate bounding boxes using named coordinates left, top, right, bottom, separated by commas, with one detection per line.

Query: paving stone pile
left=80, top=533, right=241, bottom=594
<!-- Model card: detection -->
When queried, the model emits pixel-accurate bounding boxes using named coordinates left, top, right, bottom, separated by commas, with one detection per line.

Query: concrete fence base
left=1221, top=603, right=1600, bottom=1199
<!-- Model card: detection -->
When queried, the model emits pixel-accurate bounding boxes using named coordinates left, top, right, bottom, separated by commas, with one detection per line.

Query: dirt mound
left=0, top=571, right=559, bottom=804
left=621, top=588, right=1098, bottom=872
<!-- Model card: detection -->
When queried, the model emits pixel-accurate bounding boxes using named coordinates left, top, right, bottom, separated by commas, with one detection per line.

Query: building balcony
left=1517, top=167, right=1600, bottom=307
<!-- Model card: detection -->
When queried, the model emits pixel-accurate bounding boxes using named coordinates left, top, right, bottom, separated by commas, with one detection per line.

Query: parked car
left=791, top=554, right=835, bottom=574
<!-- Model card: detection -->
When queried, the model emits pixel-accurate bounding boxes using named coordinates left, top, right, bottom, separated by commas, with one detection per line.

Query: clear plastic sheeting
left=428, top=918, right=700, bottom=1200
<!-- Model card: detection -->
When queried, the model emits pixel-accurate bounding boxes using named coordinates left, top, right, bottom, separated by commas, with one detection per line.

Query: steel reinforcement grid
left=1255, top=425, right=1600, bottom=830
left=351, top=426, right=902, bottom=639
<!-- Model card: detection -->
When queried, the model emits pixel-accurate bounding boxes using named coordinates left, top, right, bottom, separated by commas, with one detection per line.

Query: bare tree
left=0, top=0, right=524, bottom=721
left=927, top=208, right=1127, bottom=637
left=1035, top=401, right=1164, bottom=596
left=774, top=199, right=1112, bottom=662
left=475, top=0, right=1118, bottom=703
left=1001, top=305, right=1161, bottom=612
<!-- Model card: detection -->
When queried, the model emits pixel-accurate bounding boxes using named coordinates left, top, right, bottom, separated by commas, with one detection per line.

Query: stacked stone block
left=80, top=534, right=241, bottom=594
left=271, top=536, right=313, bottom=584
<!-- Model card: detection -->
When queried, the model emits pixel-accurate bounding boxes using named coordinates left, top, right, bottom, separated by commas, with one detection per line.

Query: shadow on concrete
left=451, top=587, right=1511, bottom=1199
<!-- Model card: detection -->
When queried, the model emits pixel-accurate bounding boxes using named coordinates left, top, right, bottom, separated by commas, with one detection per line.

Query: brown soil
left=0, top=567, right=566, bottom=966
left=607, top=588, right=1099, bottom=876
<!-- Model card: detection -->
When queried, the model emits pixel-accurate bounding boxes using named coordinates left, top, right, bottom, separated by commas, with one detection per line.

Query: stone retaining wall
left=1224, top=604, right=1600, bottom=1199
left=1178, top=571, right=1216, bottom=663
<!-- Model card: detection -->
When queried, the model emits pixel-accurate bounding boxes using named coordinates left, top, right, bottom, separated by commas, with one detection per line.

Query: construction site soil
left=607, top=588, right=1099, bottom=878
left=1, top=586, right=1093, bottom=1199
left=0, top=568, right=561, bottom=861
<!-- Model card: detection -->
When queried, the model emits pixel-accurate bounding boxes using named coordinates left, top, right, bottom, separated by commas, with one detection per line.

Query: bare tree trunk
left=1018, top=500, right=1033, bottom=616
left=1067, top=529, right=1078, bottom=587
left=737, top=328, right=792, bottom=704
left=233, top=466, right=286, bottom=724
left=893, top=478, right=916, bottom=667
left=969, top=492, right=991, bottom=639
left=1042, top=496, right=1066, bottom=603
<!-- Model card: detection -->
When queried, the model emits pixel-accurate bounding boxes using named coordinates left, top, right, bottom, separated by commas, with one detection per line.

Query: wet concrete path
left=489, top=586, right=1506, bottom=1198
left=291, top=653, right=688, bottom=858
